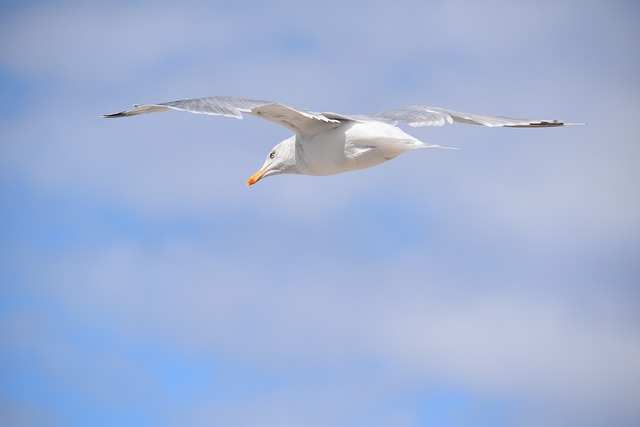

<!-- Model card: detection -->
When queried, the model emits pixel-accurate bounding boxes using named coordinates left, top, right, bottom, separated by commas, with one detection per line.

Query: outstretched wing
left=374, top=106, right=584, bottom=128
left=102, top=96, right=350, bottom=137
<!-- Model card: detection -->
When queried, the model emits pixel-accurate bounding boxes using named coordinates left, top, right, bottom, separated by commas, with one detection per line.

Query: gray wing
left=374, top=106, right=584, bottom=128
left=102, top=96, right=351, bottom=136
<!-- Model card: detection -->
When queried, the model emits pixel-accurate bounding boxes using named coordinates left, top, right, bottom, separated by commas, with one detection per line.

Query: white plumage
left=102, top=96, right=582, bottom=185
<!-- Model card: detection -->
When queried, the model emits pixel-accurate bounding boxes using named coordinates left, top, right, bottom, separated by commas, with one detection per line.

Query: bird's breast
left=294, top=121, right=420, bottom=176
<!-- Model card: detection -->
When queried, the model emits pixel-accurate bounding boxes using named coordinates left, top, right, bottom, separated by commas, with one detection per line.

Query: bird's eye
left=269, top=151, right=275, bottom=159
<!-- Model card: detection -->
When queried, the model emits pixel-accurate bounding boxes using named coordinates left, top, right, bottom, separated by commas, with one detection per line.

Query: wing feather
left=102, top=96, right=348, bottom=136
left=374, top=106, right=584, bottom=128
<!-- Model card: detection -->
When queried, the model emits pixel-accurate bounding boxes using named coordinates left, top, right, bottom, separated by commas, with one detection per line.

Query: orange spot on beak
left=246, top=168, right=266, bottom=186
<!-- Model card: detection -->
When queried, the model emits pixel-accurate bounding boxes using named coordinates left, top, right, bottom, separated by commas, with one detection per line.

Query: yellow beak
left=246, top=168, right=266, bottom=186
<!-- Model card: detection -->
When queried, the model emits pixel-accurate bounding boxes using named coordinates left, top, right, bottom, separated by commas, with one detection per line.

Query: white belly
left=294, top=121, right=423, bottom=176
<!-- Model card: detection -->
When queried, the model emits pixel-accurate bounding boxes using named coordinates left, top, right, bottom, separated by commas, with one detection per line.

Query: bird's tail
left=419, top=143, right=458, bottom=150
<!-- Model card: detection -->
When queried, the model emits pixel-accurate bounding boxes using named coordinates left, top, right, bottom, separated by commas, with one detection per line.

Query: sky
left=1, top=0, right=639, bottom=426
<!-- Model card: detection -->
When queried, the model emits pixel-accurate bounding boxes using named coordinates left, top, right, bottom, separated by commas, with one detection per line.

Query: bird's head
left=247, top=136, right=299, bottom=186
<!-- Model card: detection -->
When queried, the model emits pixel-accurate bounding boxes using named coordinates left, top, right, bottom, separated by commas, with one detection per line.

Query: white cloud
left=16, top=235, right=639, bottom=426
left=0, top=2, right=236, bottom=81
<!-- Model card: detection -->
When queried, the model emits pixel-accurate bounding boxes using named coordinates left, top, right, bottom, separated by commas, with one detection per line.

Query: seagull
left=102, top=96, right=582, bottom=185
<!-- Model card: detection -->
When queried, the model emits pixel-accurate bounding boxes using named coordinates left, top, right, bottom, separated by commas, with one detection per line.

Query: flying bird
left=102, top=96, right=582, bottom=185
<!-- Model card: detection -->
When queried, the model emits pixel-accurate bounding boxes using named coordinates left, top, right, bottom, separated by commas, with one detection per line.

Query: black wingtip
left=508, top=121, right=585, bottom=128
left=100, top=112, right=127, bottom=118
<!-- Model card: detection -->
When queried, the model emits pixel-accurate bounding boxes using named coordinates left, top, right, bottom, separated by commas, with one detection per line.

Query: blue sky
left=1, top=0, right=639, bottom=426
